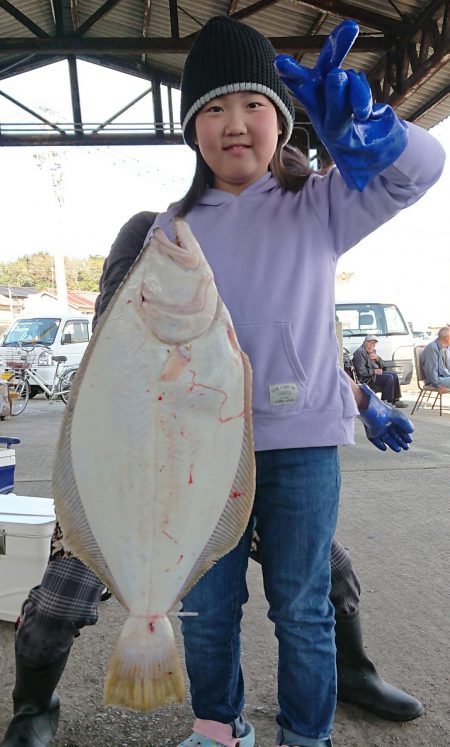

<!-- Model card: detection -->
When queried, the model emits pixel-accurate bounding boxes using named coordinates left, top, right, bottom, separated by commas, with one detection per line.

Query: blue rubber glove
left=274, top=20, right=409, bottom=191
left=357, top=383, right=414, bottom=452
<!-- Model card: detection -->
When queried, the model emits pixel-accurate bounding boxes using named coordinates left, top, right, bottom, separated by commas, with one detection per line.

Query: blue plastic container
left=0, top=437, right=20, bottom=494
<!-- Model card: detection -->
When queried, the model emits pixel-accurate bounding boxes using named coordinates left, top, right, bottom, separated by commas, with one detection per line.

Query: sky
left=0, top=59, right=449, bottom=330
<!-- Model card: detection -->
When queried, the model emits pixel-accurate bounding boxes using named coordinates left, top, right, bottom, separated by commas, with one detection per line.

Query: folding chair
left=411, top=346, right=447, bottom=416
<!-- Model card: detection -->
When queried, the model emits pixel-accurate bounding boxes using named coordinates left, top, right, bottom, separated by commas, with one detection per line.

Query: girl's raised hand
left=275, top=20, right=359, bottom=126
left=274, top=20, right=408, bottom=191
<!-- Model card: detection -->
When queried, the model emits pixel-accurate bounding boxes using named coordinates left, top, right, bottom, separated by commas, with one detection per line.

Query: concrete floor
left=0, top=392, right=449, bottom=747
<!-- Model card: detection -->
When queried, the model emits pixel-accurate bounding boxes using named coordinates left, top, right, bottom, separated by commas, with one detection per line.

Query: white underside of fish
left=53, top=219, right=255, bottom=711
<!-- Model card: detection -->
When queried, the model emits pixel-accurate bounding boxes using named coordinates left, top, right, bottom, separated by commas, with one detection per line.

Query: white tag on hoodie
left=269, top=383, right=298, bottom=405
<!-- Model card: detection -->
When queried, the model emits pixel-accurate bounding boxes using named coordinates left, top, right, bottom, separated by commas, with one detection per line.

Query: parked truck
left=335, top=301, right=414, bottom=385
left=0, top=315, right=93, bottom=397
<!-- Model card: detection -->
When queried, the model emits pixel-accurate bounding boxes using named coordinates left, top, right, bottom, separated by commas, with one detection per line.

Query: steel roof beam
left=0, top=132, right=185, bottom=146
left=0, top=54, right=65, bottom=80
left=0, top=88, right=66, bottom=133
left=0, top=34, right=389, bottom=54
left=91, top=85, right=153, bottom=133
left=367, top=0, right=450, bottom=107
left=75, top=0, right=122, bottom=36
left=76, top=54, right=181, bottom=88
left=51, top=0, right=65, bottom=35
left=68, top=55, right=83, bottom=135
left=288, top=0, right=405, bottom=34
left=230, top=0, right=281, bottom=21
left=0, top=0, right=49, bottom=36
left=169, top=0, right=179, bottom=38
left=70, top=0, right=79, bottom=30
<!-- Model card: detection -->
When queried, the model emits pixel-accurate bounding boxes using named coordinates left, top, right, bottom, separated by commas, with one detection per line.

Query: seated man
left=353, top=334, right=408, bottom=408
left=420, top=326, right=450, bottom=392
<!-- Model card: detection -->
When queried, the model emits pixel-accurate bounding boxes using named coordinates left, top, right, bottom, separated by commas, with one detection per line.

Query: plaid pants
left=16, top=524, right=104, bottom=667
left=16, top=525, right=360, bottom=667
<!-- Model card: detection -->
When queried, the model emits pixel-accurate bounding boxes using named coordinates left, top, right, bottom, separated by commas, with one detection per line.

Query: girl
left=150, top=14, right=445, bottom=747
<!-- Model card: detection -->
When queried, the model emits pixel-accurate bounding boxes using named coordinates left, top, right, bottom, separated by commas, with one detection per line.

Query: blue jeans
left=180, top=447, right=340, bottom=745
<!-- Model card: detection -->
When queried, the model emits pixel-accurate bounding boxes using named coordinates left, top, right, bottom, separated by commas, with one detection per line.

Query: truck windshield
left=335, top=304, right=409, bottom=337
left=2, top=318, right=61, bottom=346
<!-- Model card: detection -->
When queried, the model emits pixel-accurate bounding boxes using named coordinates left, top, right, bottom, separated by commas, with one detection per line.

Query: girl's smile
left=194, top=91, right=281, bottom=195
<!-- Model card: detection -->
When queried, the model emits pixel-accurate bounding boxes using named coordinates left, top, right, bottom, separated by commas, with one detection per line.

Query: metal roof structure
left=1, top=0, right=450, bottom=149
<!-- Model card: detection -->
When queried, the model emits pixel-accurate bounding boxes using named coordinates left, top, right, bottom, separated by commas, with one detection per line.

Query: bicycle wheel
left=59, top=369, right=77, bottom=405
left=9, top=375, right=30, bottom=415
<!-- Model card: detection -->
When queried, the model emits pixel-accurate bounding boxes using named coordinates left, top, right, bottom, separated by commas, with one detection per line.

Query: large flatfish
left=53, top=218, right=255, bottom=711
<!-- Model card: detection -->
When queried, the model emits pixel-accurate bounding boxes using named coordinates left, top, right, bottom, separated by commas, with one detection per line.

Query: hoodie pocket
left=234, top=322, right=307, bottom=417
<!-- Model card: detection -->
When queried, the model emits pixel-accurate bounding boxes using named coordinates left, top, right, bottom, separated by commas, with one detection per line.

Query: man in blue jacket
left=420, top=327, right=450, bottom=390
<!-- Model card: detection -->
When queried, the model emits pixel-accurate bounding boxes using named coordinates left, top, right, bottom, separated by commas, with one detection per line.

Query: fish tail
left=104, top=614, right=184, bottom=711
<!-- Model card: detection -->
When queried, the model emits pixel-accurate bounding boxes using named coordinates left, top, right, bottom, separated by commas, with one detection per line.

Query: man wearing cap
left=353, top=335, right=408, bottom=408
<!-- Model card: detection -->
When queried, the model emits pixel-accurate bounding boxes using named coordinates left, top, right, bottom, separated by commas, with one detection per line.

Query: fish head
left=139, top=219, right=218, bottom=345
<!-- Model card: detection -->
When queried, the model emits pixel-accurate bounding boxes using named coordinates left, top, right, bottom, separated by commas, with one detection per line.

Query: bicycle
left=4, top=343, right=79, bottom=416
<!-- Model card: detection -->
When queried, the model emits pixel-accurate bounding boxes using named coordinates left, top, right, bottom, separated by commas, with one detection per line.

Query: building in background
left=0, top=285, right=97, bottom=335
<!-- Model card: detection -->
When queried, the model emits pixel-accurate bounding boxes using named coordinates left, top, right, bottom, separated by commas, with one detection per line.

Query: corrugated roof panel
left=396, top=62, right=450, bottom=125
left=0, top=0, right=449, bottom=137
left=0, top=1, right=53, bottom=36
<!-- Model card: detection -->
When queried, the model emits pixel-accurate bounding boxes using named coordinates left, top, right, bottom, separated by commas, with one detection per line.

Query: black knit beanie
left=180, top=15, right=295, bottom=148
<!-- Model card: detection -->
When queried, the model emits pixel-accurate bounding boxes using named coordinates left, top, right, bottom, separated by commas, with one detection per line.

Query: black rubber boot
left=335, top=611, right=423, bottom=721
left=1, top=651, right=70, bottom=746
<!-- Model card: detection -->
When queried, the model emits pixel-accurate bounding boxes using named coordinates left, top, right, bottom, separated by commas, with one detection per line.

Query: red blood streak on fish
left=162, top=529, right=177, bottom=543
left=177, top=555, right=184, bottom=565
left=187, top=371, right=244, bottom=423
left=231, top=491, right=241, bottom=498
left=188, top=469, right=193, bottom=485
left=147, top=615, right=159, bottom=633
left=158, top=395, right=164, bottom=400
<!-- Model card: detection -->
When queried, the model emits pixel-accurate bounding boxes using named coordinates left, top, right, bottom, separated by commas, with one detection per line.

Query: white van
left=335, top=302, right=414, bottom=384
left=0, top=315, right=93, bottom=396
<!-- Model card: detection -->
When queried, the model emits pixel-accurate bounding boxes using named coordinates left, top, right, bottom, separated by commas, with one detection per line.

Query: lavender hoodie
left=152, top=124, right=445, bottom=451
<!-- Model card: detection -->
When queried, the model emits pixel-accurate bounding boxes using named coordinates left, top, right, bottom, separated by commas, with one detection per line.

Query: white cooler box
left=0, top=494, right=55, bottom=622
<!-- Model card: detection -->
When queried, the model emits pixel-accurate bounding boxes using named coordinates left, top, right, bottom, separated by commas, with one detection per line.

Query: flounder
left=53, top=218, right=255, bottom=711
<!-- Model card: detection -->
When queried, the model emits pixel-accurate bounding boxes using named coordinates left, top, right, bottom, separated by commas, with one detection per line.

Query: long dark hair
left=176, top=119, right=315, bottom=218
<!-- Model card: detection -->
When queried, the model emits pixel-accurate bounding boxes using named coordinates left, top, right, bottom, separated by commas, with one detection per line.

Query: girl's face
left=194, top=91, right=282, bottom=195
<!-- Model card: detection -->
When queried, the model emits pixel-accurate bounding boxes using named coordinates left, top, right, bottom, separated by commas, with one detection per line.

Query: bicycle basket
left=0, top=346, right=41, bottom=370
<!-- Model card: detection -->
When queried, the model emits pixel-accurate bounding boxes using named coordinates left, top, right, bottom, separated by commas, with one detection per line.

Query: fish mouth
left=153, top=226, right=200, bottom=269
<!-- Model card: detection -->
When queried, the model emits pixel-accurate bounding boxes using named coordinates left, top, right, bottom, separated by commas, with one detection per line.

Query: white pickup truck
left=0, top=315, right=93, bottom=397
left=335, top=301, right=414, bottom=385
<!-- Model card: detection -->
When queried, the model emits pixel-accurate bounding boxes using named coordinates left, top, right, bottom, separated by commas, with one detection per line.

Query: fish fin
left=104, top=614, right=184, bottom=711
left=177, top=351, right=255, bottom=599
left=52, top=357, right=126, bottom=606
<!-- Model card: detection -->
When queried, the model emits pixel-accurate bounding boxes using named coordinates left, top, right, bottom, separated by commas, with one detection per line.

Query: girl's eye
left=205, top=104, right=223, bottom=113
left=247, top=101, right=263, bottom=109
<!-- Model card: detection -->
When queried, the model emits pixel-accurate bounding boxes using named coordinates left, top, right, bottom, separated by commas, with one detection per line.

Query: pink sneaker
left=177, top=719, right=255, bottom=747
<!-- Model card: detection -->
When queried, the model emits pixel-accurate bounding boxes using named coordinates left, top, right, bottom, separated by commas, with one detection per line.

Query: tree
left=76, top=255, right=105, bottom=292
left=0, top=252, right=54, bottom=289
left=0, top=253, right=103, bottom=292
